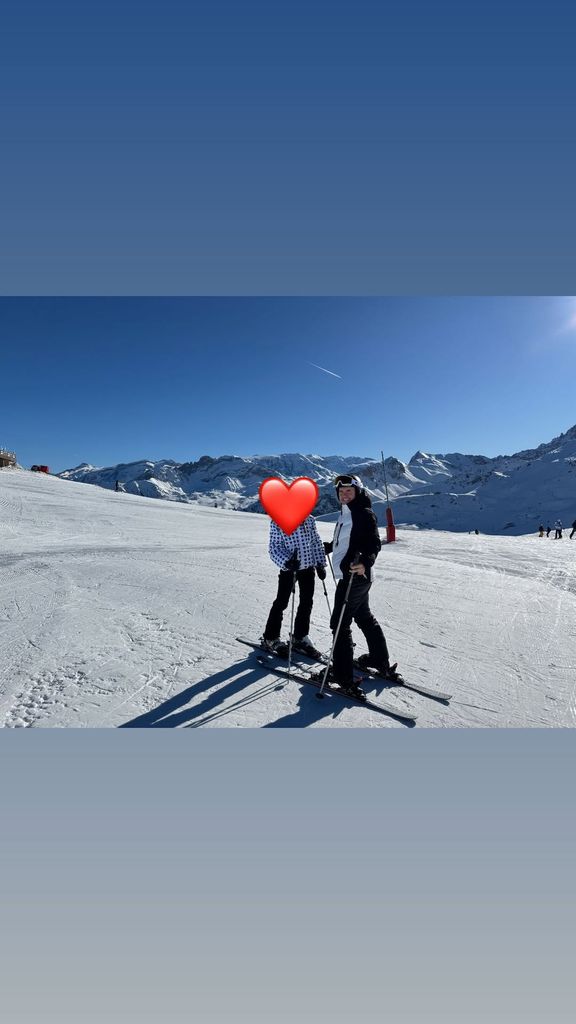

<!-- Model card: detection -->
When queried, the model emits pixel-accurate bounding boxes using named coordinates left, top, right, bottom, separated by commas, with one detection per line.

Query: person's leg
left=352, top=582, right=391, bottom=668
left=293, top=568, right=315, bottom=639
left=263, top=571, right=293, bottom=640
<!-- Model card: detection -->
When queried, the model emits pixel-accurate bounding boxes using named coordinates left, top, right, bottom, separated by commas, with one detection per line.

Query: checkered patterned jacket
left=269, top=517, right=326, bottom=570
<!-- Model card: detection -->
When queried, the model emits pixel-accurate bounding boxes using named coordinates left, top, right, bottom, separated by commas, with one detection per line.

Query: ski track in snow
left=1, top=468, right=575, bottom=728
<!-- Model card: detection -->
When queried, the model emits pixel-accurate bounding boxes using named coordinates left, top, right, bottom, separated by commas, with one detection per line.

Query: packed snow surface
left=1, top=469, right=575, bottom=728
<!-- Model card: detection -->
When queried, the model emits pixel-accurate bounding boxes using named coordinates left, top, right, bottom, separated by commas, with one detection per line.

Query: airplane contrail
left=308, top=361, right=343, bottom=379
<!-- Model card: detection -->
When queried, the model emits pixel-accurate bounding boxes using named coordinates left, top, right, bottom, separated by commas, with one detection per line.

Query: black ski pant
left=264, top=567, right=315, bottom=641
left=330, top=575, right=389, bottom=684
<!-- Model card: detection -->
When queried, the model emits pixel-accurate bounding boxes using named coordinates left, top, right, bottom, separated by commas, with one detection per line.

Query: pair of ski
left=306, top=647, right=451, bottom=704
left=236, top=637, right=451, bottom=702
left=236, top=637, right=418, bottom=723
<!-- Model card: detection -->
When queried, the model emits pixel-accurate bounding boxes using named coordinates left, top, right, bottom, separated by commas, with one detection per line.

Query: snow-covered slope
left=58, top=424, right=576, bottom=535
left=1, top=467, right=574, bottom=728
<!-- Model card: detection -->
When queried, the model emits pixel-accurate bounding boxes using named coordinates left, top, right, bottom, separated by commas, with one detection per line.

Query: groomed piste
left=0, top=468, right=574, bottom=728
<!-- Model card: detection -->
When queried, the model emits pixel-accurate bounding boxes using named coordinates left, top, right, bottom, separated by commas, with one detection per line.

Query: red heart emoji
left=259, top=477, right=319, bottom=535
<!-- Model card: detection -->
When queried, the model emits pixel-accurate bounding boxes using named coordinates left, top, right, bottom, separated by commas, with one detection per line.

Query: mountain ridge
left=56, top=424, right=576, bottom=536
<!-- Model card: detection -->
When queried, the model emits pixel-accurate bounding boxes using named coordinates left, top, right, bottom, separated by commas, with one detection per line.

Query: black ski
left=236, top=636, right=449, bottom=704
left=254, top=655, right=417, bottom=723
left=292, top=644, right=451, bottom=702
left=353, top=661, right=452, bottom=702
left=236, top=639, right=415, bottom=721
left=300, top=649, right=451, bottom=702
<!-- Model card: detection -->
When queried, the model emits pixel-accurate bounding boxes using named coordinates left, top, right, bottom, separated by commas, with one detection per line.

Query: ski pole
left=321, top=577, right=332, bottom=617
left=286, top=569, right=297, bottom=682
left=326, top=551, right=337, bottom=584
left=317, top=552, right=360, bottom=699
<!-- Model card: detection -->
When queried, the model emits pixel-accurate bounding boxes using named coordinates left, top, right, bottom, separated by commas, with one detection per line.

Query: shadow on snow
left=118, top=656, right=413, bottom=728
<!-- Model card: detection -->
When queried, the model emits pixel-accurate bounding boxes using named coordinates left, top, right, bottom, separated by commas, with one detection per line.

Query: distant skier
left=260, top=515, right=326, bottom=658
left=554, top=519, right=563, bottom=539
left=538, top=524, right=544, bottom=537
left=474, top=528, right=480, bottom=535
left=115, top=480, right=121, bottom=492
left=546, top=525, right=551, bottom=537
left=323, top=474, right=395, bottom=698
left=570, top=519, right=576, bottom=540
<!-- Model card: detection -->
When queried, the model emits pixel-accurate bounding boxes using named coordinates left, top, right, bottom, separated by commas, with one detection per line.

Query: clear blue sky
left=1, top=297, right=575, bottom=473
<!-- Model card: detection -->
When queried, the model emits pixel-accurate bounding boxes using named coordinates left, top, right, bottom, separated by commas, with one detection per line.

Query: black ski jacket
left=324, top=492, right=382, bottom=583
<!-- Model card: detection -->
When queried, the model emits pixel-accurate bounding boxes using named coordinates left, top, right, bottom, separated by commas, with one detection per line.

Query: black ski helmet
left=334, top=473, right=364, bottom=495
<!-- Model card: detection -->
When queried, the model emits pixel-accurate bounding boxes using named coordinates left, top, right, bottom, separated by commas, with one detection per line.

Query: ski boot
left=260, top=636, right=290, bottom=659
left=331, top=678, right=367, bottom=701
left=356, top=654, right=400, bottom=681
left=290, top=635, right=323, bottom=659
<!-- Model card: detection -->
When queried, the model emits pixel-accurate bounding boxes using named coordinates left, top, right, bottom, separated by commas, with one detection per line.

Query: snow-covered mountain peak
left=57, top=425, right=576, bottom=535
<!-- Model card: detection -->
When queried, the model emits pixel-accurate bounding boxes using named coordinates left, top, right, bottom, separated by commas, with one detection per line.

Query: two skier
left=261, top=474, right=395, bottom=697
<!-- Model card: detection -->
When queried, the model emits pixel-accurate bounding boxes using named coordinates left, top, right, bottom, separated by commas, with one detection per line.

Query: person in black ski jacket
left=324, top=474, right=394, bottom=694
left=570, top=519, right=576, bottom=540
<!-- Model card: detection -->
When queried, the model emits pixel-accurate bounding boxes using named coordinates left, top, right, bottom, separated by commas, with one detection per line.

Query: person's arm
left=311, top=522, right=327, bottom=567
left=346, top=511, right=381, bottom=574
left=269, top=523, right=291, bottom=568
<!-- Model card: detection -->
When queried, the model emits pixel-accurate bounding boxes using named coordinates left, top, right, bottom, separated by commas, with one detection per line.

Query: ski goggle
left=334, top=474, right=361, bottom=488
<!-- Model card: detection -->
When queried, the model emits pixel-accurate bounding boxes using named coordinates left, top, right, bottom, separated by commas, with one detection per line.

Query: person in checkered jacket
left=260, top=515, right=327, bottom=658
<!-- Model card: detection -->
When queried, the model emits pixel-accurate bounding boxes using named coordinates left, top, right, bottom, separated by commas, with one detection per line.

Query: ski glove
left=284, top=552, right=300, bottom=572
left=323, top=541, right=333, bottom=555
left=316, top=565, right=327, bottom=580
